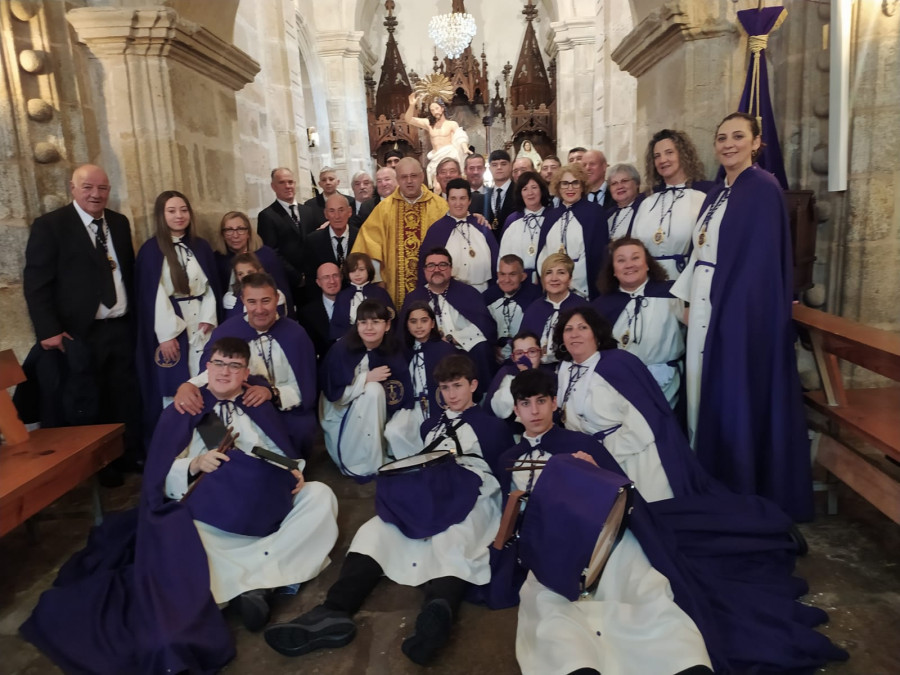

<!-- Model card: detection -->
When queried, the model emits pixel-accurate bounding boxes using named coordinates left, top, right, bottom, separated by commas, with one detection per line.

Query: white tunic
left=383, top=343, right=429, bottom=460
left=536, top=210, right=589, bottom=297
left=537, top=293, right=572, bottom=365
left=631, top=186, right=707, bottom=280
left=487, top=294, right=525, bottom=361
left=164, top=400, right=338, bottom=603
left=348, top=409, right=501, bottom=586
left=445, top=220, right=493, bottom=292
left=498, top=208, right=545, bottom=282
left=558, top=353, right=673, bottom=502
left=431, top=291, right=486, bottom=351
left=320, top=355, right=388, bottom=477
left=671, top=186, right=729, bottom=446
left=606, top=202, right=636, bottom=240
left=610, top=280, right=685, bottom=408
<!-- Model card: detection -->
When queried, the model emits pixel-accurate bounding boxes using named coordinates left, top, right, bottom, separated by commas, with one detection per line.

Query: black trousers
left=324, top=552, right=467, bottom=618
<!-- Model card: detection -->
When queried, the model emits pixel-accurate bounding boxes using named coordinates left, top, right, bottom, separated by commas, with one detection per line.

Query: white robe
left=165, top=401, right=338, bottom=603
left=606, top=202, right=636, bottom=240
left=610, top=280, right=685, bottom=408
left=498, top=208, right=545, bottom=282
left=431, top=291, right=487, bottom=351
left=487, top=294, right=525, bottom=361
left=671, top=187, right=728, bottom=446
left=536, top=211, right=589, bottom=297
left=383, top=343, right=429, bottom=460
left=445, top=221, right=493, bottom=291
left=631, top=186, right=707, bottom=280
left=348, top=410, right=501, bottom=586
left=320, top=355, right=388, bottom=477
left=558, top=353, right=673, bottom=502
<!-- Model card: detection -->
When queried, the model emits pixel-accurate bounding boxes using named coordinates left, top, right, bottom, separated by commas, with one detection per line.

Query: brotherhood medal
left=698, top=231, right=707, bottom=246
left=469, top=248, right=476, bottom=258
left=621, top=331, right=630, bottom=346
left=527, top=245, right=535, bottom=256
left=653, top=228, right=665, bottom=245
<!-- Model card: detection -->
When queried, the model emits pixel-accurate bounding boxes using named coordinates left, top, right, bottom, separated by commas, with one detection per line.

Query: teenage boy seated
left=264, top=353, right=507, bottom=666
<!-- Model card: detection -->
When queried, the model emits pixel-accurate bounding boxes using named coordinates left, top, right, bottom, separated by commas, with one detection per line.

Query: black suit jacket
left=485, top=183, right=516, bottom=239
left=24, top=203, right=135, bottom=340
left=257, top=200, right=324, bottom=291
left=350, top=196, right=378, bottom=228
left=304, top=225, right=359, bottom=280
left=297, top=295, right=334, bottom=362
left=588, top=186, right=616, bottom=216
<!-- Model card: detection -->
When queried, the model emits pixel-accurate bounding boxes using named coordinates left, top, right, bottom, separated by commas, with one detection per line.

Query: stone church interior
left=0, top=0, right=898, bottom=673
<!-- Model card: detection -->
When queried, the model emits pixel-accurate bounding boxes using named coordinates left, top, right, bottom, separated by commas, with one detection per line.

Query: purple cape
left=694, top=165, right=813, bottom=522
left=519, top=293, right=589, bottom=344
left=215, top=245, right=295, bottom=318
left=405, top=338, right=460, bottom=420
left=590, top=279, right=675, bottom=326
left=329, top=282, right=395, bottom=341
left=20, top=390, right=295, bottom=674
left=321, top=338, right=413, bottom=415
left=538, top=198, right=610, bottom=300
left=201, top=315, right=317, bottom=457
left=418, top=214, right=499, bottom=286
left=420, top=405, right=514, bottom=476
left=135, top=235, right=222, bottom=441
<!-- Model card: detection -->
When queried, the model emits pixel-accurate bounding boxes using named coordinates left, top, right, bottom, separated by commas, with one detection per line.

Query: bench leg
left=91, top=476, right=105, bottom=526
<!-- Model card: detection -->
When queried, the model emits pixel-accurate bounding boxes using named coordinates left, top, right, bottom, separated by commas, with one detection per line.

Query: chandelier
left=428, top=10, right=477, bottom=59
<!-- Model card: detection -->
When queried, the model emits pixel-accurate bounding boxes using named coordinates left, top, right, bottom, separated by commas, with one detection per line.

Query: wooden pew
left=793, top=305, right=900, bottom=524
left=0, top=349, right=124, bottom=536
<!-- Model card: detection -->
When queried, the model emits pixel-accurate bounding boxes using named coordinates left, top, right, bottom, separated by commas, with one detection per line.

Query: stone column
left=66, top=6, right=259, bottom=241
left=548, top=18, right=597, bottom=154
left=315, top=30, right=376, bottom=184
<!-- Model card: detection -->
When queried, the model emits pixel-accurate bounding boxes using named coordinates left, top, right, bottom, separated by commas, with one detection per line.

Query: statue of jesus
left=403, top=92, right=472, bottom=191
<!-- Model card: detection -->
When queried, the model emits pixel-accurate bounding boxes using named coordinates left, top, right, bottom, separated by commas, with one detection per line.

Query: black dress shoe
left=235, top=589, right=272, bottom=632
left=401, top=598, right=453, bottom=665
left=264, top=605, right=356, bottom=657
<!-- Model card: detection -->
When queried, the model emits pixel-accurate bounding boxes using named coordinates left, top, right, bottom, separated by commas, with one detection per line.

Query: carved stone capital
left=316, top=30, right=368, bottom=61
left=66, top=7, right=259, bottom=91
left=549, top=18, right=597, bottom=52
left=611, top=1, right=736, bottom=78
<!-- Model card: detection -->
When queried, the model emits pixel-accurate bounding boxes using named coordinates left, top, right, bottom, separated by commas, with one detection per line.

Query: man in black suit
left=257, top=167, right=325, bottom=307
left=297, top=262, right=342, bottom=362
left=485, top=149, right=516, bottom=239
left=583, top=149, right=615, bottom=215
left=305, top=194, right=359, bottom=285
left=304, top=167, right=353, bottom=222
left=23, top=163, right=143, bottom=470
left=351, top=166, right=397, bottom=228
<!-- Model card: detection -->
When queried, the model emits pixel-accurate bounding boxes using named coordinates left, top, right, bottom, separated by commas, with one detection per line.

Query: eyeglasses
left=208, top=359, right=246, bottom=372
left=424, top=262, right=451, bottom=270
left=609, top=178, right=634, bottom=188
left=512, top=348, right=542, bottom=359
left=222, top=227, right=250, bottom=234
left=358, top=319, right=387, bottom=327
left=559, top=180, right=581, bottom=189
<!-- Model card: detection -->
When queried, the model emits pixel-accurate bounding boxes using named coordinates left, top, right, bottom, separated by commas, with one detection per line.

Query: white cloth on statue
left=154, top=238, right=217, bottom=382
left=536, top=210, right=589, bottom=297
left=425, top=127, right=471, bottom=190
left=558, top=354, right=674, bottom=502
left=631, top=186, right=707, bottom=280
left=499, top=208, right=545, bottom=283
left=671, top=187, right=727, bottom=447
left=610, top=280, right=685, bottom=408
left=320, top=355, right=388, bottom=476
left=446, top=221, right=493, bottom=291
left=487, top=294, right=525, bottom=361
left=164, top=400, right=338, bottom=603
left=188, top=324, right=302, bottom=411
left=606, top=203, right=636, bottom=240
left=431, top=291, right=486, bottom=351
left=348, top=408, right=501, bottom=586
left=384, top=344, right=429, bottom=460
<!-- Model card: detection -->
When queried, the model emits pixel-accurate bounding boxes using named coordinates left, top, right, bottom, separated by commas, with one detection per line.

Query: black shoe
left=788, top=523, right=809, bottom=557
left=264, top=605, right=356, bottom=657
left=401, top=599, right=453, bottom=665
left=235, top=589, right=272, bottom=632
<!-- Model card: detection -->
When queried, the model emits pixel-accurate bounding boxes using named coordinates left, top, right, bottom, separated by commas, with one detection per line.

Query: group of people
left=19, top=110, right=842, bottom=674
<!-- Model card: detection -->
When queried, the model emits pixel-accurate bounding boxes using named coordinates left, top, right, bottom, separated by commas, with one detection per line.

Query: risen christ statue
left=403, top=92, right=472, bottom=191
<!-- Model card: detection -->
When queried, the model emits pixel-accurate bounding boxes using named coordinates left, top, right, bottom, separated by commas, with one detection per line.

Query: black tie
left=335, top=236, right=344, bottom=267
left=494, top=188, right=502, bottom=216
left=92, top=218, right=117, bottom=308
left=288, top=204, right=300, bottom=227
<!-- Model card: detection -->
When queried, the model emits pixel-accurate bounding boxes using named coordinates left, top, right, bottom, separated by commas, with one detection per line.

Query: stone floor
left=1, top=436, right=899, bottom=675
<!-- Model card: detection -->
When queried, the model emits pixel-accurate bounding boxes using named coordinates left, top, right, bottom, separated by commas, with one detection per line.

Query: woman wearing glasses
left=213, top=211, right=294, bottom=318
left=320, top=299, right=413, bottom=480
left=604, top=163, right=645, bottom=240
left=535, top=163, right=609, bottom=300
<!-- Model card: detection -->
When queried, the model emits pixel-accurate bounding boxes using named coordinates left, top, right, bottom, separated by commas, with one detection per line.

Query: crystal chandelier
left=428, top=10, right=477, bottom=59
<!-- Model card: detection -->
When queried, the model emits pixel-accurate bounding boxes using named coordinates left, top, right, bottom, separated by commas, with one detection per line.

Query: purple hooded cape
left=693, top=165, right=813, bottom=522
left=135, top=235, right=222, bottom=442
left=482, top=279, right=542, bottom=348
left=519, top=293, right=589, bottom=345
left=20, top=390, right=296, bottom=674
left=492, top=424, right=848, bottom=673
left=321, top=338, right=413, bottom=415
left=538, top=198, right=610, bottom=300
left=329, top=282, right=396, bottom=341
left=590, top=279, right=675, bottom=326
left=201, top=315, right=318, bottom=457
left=405, top=338, right=460, bottom=420
left=420, top=405, right=514, bottom=476
left=418, top=214, right=499, bottom=287
left=215, top=244, right=295, bottom=318
left=401, top=280, right=498, bottom=398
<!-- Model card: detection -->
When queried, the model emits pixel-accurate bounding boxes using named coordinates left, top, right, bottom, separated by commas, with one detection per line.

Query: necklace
left=697, top=187, right=731, bottom=247
left=650, top=187, right=684, bottom=245
left=455, top=219, right=477, bottom=258
left=523, top=210, right=542, bottom=257
left=620, top=295, right=647, bottom=346
left=558, top=208, right=574, bottom=254
left=560, top=362, right=588, bottom=424
left=609, top=205, right=631, bottom=239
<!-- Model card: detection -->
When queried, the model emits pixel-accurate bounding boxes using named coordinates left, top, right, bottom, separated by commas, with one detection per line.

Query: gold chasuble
left=352, top=186, right=448, bottom=306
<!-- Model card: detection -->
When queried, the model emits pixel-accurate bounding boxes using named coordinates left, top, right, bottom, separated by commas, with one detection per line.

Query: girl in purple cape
left=671, top=112, right=814, bottom=521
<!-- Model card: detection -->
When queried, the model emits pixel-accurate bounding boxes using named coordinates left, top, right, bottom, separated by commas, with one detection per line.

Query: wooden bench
left=793, top=305, right=900, bottom=524
left=0, top=349, right=124, bottom=537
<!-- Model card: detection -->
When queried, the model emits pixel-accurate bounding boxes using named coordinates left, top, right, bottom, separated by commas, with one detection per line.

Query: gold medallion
left=558, top=245, right=566, bottom=254
left=154, top=345, right=180, bottom=368
left=527, top=245, right=535, bottom=256
left=621, top=332, right=630, bottom=346
left=698, top=232, right=706, bottom=247
left=384, top=379, right=405, bottom=406
left=653, top=229, right=665, bottom=245
left=469, top=248, right=476, bottom=258
left=109, top=259, right=117, bottom=271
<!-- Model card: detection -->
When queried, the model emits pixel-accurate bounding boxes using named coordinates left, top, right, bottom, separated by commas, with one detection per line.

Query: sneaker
left=264, top=605, right=357, bottom=657
left=235, top=589, right=272, bottom=632
left=401, top=598, right=453, bottom=665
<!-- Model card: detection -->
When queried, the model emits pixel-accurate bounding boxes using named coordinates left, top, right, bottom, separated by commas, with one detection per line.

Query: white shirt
left=73, top=200, right=127, bottom=319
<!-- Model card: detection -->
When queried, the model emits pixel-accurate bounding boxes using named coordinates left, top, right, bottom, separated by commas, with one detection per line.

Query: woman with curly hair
left=631, top=129, right=714, bottom=280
